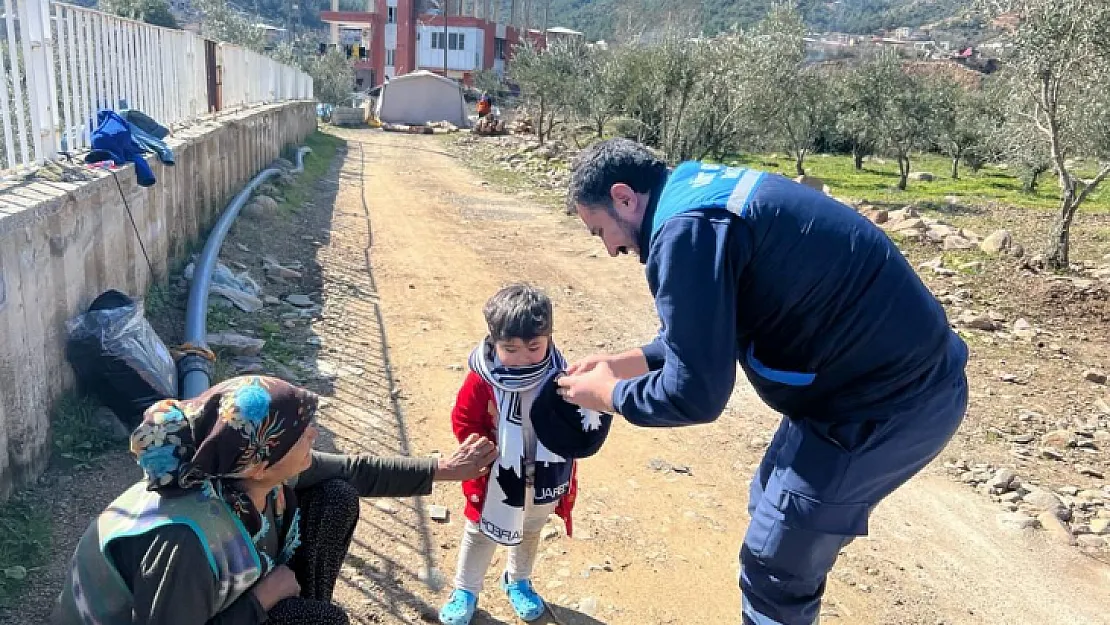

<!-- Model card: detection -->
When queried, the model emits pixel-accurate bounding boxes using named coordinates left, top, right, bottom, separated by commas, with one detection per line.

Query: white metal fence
left=0, top=0, right=313, bottom=173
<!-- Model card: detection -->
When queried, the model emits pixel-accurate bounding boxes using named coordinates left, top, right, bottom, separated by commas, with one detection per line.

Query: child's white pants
left=453, top=491, right=558, bottom=594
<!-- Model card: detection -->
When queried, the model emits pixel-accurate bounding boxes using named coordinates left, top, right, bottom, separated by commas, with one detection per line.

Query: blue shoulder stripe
left=651, top=162, right=765, bottom=237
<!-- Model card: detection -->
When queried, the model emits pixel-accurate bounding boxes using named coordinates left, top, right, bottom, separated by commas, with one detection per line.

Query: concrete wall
left=0, top=102, right=317, bottom=501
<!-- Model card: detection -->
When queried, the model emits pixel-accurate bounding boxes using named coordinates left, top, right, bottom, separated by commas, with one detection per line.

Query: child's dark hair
left=483, top=283, right=553, bottom=342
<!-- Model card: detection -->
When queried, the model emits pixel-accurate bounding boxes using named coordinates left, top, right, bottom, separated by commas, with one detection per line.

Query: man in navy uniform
left=556, top=138, right=968, bottom=625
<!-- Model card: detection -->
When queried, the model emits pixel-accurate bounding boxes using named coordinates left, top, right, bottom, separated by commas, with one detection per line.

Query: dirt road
left=5, top=128, right=1107, bottom=625
left=317, top=129, right=1110, bottom=625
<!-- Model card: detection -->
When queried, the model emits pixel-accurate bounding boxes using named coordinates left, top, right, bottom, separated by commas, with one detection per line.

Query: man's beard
left=609, top=207, right=641, bottom=256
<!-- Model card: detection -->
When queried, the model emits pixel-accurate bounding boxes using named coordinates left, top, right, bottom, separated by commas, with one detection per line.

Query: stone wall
left=0, top=102, right=317, bottom=500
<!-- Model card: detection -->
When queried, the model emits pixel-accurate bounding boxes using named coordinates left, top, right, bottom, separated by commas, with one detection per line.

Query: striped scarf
left=468, top=339, right=573, bottom=546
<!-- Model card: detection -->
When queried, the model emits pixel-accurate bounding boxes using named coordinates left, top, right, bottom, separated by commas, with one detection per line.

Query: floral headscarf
left=130, top=375, right=317, bottom=567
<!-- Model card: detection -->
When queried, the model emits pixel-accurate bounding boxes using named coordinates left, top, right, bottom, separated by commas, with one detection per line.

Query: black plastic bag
left=65, top=290, right=177, bottom=430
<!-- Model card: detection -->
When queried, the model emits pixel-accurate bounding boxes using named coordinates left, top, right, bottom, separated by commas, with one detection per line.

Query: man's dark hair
left=566, top=138, right=668, bottom=214
left=484, top=283, right=553, bottom=342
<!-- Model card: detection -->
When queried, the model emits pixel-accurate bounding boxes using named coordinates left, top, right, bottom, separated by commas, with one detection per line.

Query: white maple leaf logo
left=578, top=408, right=603, bottom=432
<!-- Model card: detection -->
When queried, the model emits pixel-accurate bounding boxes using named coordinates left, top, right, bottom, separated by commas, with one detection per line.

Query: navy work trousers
left=740, top=369, right=968, bottom=624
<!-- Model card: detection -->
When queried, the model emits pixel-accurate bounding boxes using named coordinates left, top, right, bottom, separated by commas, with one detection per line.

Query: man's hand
left=556, top=361, right=619, bottom=413
left=435, top=433, right=498, bottom=481
left=567, top=349, right=650, bottom=379
left=252, top=565, right=300, bottom=611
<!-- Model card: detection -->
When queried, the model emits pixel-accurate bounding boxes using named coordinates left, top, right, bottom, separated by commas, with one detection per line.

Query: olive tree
left=741, top=6, right=834, bottom=176
left=931, top=78, right=1000, bottom=179
left=985, top=0, right=1110, bottom=268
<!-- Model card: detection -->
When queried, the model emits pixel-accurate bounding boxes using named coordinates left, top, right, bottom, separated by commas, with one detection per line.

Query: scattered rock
left=252, top=195, right=279, bottom=213
left=866, top=209, right=889, bottom=225
left=1089, top=518, right=1110, bottom=535
left=207, top=332, right=265, bottom=357
left=888, top=207, right=919, bottom=221
left=1037, top=511, right=1076, bottom=546
left=987, top=468, right=1017, bottom=494
left=1076, top=535, right=1107, bottom=550
left=285, top=294, right=315, bottom=307
left=210, top=285, right=263, bottom=313
left=428, top=505, right=450, bottom=523
left=1077, top=466, right=1104, bottom=479
left=795, top=175, right=825, bottom=191
left=1041, top=447, right=1065, bottom=461
left=374, top=500, right=398, bottom=514
left=943, top=235, right=975, bottom=251
left=578, top=597, right=599, bottom=616
left=997, top=512, right=1038, bottom=530
left=957, top=311, right=999, bottom=331
left=909, top=172, right=935, bottom=182
left=1012, top=318, right=1036, bottom=339
left=1010, top=433, right=1035, bottom=444
left=242, top=201, right=265, bottom=218
left=889, top=218, right=926, bottom=232
left=980, top=230, right=1013, bottom=254
left=232, top=356, right=265, bottom=374
left=542, top=526, right=562, bottom=541
left=263, top=295, right=283, bottom=306
left=1043, top=430, right=1077, bottom=449
left=264, top=257, right=303, bottom=281
left=1022, top=489, right=1066, bottom=515
left=1083, top=370, right=1107, bottom=385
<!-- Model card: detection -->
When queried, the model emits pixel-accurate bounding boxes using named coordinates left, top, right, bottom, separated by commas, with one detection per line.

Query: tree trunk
left=951, top=148, right=961, bottom=180
left=897, top=155, right=910, bottom=191
left=596, top=119, right=604, bottom=138
left=537, top=100, right=547, bottom=145
left=1023, top=168, right=1043, bottom=194
left=795, top=154, right=806, bottom=177
left=853, top=147, right=865, bottom=171
left=1045, top=195, right=1078, bottom=270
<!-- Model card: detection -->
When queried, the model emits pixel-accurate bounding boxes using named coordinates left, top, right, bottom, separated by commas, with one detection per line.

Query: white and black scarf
left=468, top=339, right=573, bottom=546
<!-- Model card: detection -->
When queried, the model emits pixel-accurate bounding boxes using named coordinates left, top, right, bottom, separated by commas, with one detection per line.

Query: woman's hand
left=435, top=433, right=498, bottom=481
left=252, top=564, right=301, bottom=611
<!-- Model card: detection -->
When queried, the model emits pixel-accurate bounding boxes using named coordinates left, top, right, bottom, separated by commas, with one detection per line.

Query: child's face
left=494, top=335, right=550, bottom=367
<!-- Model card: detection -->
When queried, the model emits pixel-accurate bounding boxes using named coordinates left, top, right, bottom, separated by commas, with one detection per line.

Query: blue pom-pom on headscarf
left=235, top=383, right=272, bottom=425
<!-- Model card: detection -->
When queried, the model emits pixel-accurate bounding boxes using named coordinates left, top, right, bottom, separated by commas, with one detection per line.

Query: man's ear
left=609, top=183, right=636, bottom=211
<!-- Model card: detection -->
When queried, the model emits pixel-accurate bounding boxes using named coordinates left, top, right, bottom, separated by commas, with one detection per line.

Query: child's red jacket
left=450, top=370, right=577, bottom=536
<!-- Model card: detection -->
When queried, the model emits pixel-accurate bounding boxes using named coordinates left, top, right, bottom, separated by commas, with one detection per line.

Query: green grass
left=276, top=132, right=345, bottom=214
left=723, top=153, right=1109, bottom=214
left=0, top=495, right=51, bottom=608
left=52, top=393, right=123, bottom=464
left=144, top=282, right=172, bottom=319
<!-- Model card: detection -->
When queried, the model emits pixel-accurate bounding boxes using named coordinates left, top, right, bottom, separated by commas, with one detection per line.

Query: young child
left=439, top=284, right=580, bottom=625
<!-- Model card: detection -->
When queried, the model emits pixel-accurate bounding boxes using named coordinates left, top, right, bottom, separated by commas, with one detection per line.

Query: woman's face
left=263, top=424, right=318, bottom=483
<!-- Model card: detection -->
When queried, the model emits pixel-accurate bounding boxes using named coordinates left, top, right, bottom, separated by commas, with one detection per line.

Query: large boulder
left=795, top=175, right=825, bottom=192
left=980, top=229, right=1013, bottom=254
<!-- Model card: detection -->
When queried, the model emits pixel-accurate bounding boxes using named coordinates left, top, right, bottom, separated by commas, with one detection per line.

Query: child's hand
left=435, top=433, right=498, bottom=481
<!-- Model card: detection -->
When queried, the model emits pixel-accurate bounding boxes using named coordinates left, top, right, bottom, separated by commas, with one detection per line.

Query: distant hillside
left=546, top=0, right=972, bottom=41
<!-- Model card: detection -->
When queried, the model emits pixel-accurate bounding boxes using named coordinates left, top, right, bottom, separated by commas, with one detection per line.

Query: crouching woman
left=51, top=375, right=496, bottom=625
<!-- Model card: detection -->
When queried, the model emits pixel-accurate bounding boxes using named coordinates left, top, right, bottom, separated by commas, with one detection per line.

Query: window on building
left=431, top=32, right=444, bottom=49
left=494, top=37, right=506, bottom=60
left=448, top=33, right=465, bottom=50
left=386, top=48, right=395, bottom=66
left=387, top=6, right=396, bottom=23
